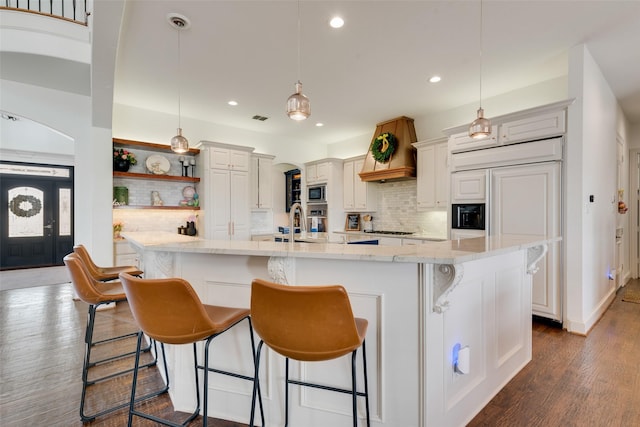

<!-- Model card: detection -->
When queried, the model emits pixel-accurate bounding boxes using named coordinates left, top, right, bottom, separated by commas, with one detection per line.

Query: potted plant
left=113, top=148, right=137, bottom=172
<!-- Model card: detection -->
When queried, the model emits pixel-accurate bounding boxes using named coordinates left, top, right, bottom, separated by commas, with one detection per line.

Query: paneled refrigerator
left=450, top=137, right=563, bottom=321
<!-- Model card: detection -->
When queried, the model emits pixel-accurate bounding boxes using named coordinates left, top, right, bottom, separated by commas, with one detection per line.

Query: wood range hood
left=358, top=116, right=418, bottom=182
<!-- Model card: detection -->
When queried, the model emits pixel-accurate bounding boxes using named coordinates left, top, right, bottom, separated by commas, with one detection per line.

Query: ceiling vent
left=252, top=115, right=269, bottom=121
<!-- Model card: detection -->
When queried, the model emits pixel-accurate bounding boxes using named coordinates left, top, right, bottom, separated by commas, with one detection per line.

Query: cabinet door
left=230, top=170, right=250, bottom=240
left=306, top=164, right=317, bottom=183
left=210, top=169, right=231, bottom=239
left=210, top=147, right=231, bottom=169
left=210, top=147, right=249, bottom=171
left=434, top=142, right=449, bottom=207
left=353, top=158, right=371, bottom=210
left=499, top=110, right=565, bottom=145
left=230, top=150, right=249, bottom=171
left=316, top=162, right=328, bottom=182
left=451, top=170, right=487, bottom=202
left=251, top=157, right=273, bottom=209
left=343, top=161, right=355, bottom=209
left=416, top=145, right=436, bottom=208
left=257, top=158, right=272, bottom=209
left=490, top=162, right=561, bottom=320
left=250, top=157, right=259, bottom=209
left=449, top=126, right=498, bottom=153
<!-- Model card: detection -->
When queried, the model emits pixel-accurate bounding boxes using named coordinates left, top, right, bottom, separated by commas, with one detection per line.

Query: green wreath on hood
left=371, top=132, right=397, bottom=163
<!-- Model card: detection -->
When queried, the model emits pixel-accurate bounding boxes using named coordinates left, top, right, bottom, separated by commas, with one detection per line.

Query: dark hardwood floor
left=1, top=279, right=638, bottom=426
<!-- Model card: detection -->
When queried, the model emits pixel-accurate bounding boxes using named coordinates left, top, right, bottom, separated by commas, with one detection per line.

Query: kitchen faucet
left=289, top=202, right=307, bottom=242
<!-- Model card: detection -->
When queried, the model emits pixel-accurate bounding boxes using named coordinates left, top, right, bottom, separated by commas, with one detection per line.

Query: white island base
left=124, top=233, right=551, bottom=427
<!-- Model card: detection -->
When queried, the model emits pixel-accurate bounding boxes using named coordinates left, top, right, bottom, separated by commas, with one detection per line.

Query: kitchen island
left=123, top=232, right=553, bottom=427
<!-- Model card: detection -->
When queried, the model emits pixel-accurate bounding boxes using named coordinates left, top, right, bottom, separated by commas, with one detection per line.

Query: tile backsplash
left=113, top=209, right=200, bottom=235
left=368, top=180, right=448, bottom=237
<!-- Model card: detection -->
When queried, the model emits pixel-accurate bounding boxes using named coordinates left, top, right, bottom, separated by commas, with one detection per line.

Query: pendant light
left=286, top=0, right=310, bottom=120
left=168, top=14, right=190, bottom=153
left=469, top=0, right=491, bottom=139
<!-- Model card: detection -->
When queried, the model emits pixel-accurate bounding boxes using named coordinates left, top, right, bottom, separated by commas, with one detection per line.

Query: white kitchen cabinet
left=306, top=161, right=329, bottom=184
left=414, top=138, right=449, bottom=209
left=209, top=145, right=249, bottom=171
left=490, top=161, right=562, bottom=320
left=250, top=153, right=274, bottom=210
left=343, top=156, right=377, bottom=211
left=198, top=141, right=253, bottom=240
left=209, top=168, right=250, bottom=240
left=451, top=169, right=487, bottom=202
left=114, top=240, right=141, bottom=268
left=448, top=125, right=498, bottom=153
left=499, top=110, right=565, bottom=145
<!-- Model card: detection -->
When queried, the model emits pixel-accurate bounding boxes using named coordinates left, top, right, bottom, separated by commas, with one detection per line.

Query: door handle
left=43, top=224, right=53, bottom=229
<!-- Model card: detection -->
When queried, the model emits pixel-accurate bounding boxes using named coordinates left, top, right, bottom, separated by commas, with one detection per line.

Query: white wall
left=565, top=45, right=620, bottom=334
left=0, top=79, right=113, bottom=265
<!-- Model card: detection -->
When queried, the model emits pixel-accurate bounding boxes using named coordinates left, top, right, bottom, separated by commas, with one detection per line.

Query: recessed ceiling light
left=315, top=122, right=324, bottom=127
left=228, top=100, right=238, bottom=106
left=429, top=75, right=442, bottom=83
left=329, top=16, right=344, bottom=28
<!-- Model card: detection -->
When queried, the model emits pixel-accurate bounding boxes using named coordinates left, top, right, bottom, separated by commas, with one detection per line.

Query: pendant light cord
left=296, top=0, right=301, bottom=84
left=479, top=0, right=484, bottom=110
left=177, top=23, right=182, bottom=129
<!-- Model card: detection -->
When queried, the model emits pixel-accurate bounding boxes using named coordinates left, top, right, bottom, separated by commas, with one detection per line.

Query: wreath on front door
left=9, top=194, right=42, bottom=218
left=370, top=132, right=397, bottom=163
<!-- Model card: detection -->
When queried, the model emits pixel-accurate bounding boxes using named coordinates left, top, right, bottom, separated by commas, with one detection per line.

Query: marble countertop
left=122, top=231, right=557, bottom=264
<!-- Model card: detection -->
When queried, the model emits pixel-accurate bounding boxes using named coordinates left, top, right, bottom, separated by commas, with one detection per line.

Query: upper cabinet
left=209, top=145, right=249, bottom=171
left=250, top=153, right=275, bottom=210
left=446, top=100, right=571, bottom=155
left=449, top=125, right=498, bottom=153
left=413, top=138, right=449, bottom=209
left=499, top=110, right=565, bottom=145
left=197, top=141, right=254, bottom=240
left=343, top=155, right=377, bottom=211
left=306, top=161, right=329, bottom=184
left=112, top=138, right=201, bottom=210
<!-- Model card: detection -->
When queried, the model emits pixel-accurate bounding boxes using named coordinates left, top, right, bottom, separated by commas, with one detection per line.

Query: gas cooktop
left=364, top=230, right=414, bottom=235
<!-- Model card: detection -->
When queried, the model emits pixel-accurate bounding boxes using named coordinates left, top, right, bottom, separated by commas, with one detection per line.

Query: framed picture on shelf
left=345, top=213, right=361, bottom=231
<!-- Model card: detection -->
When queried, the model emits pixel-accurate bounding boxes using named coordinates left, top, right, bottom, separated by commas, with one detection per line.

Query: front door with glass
left=0, top=162, right=74, bottom=269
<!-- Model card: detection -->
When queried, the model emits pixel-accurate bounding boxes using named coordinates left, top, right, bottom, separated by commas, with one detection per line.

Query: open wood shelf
left=113, top=205, right=200, bottom=210
left=113, top=171, right=200, bottom=182
left=113, top=138, right=200, bottom=155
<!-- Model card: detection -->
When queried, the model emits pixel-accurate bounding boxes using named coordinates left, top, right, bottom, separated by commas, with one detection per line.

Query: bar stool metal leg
left=80, top=301, right=157, bottom=422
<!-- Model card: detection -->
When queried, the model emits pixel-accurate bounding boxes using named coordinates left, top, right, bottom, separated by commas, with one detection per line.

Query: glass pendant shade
left=287, top=81, right=310, bottom=121
left=469, top=108, right=492, bottom=139
left=171, top=128, right=189, bottom=153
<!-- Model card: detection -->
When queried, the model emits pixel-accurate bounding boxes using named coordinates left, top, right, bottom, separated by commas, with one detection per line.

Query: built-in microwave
left=307, top=184, right=326, bottom=204
left=452, top=203, right=485, bottom=230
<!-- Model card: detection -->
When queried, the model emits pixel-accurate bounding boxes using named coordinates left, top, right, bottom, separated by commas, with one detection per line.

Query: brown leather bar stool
left=119, top=272, right=264, bottom=427
left=63, top=253, right=164, bottom=422
left=249, top=278, right=370, bottom=427
left=73, top=244, right=143, bottom=281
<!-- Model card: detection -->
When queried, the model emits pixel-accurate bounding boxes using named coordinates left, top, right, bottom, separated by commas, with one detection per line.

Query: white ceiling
left=111, top=0, right=640, bottom=146
left=2, top=1, right=639, bottom=147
